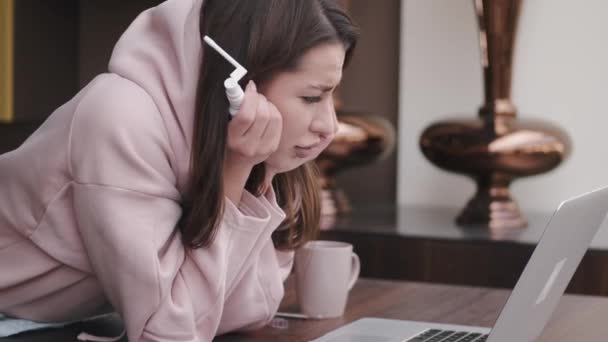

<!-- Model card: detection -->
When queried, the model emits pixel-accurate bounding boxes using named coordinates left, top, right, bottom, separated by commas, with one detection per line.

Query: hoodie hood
left=108, top=0, right=204, bottom=193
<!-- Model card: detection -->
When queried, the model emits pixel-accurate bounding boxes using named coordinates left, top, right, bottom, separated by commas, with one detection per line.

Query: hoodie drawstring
left=77, top=330, right=126, bottom=342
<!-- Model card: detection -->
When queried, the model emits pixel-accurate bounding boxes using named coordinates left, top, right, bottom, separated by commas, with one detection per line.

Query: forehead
left=290, top=43, right=346, bottom=84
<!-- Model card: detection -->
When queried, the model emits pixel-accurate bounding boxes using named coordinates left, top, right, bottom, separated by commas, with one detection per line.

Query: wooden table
left=6, top=278, right=608, bottom=341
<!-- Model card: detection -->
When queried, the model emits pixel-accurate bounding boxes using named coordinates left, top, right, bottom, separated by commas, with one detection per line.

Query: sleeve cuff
left=222, top=195, right=269, bottom=231
left=222, top=188, right=286, bottom=232
left=256, top=187, right=286, bottom=230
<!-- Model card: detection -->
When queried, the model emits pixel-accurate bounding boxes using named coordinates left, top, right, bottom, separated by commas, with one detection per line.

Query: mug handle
left=347, top=252, right=360, bottom=290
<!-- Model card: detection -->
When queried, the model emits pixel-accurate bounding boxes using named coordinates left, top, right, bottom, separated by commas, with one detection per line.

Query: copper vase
left=316, top=111, right=395, bottom=221
left=419, top=0, right=570, bottom=230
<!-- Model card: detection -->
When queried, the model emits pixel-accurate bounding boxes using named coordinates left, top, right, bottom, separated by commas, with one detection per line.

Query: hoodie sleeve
left=215, top=191, right=295, bottom=335
left=217, top=242, right=294, bottom=334
left=68, top=75, right=290, bottom=341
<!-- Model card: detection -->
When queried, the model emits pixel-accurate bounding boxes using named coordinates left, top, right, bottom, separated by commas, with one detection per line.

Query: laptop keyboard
left=405, top=329, right=489, bottom=342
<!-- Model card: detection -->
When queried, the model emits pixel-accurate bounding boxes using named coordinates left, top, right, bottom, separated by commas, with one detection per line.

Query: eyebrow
left=308, top=84, right=335, bottom=92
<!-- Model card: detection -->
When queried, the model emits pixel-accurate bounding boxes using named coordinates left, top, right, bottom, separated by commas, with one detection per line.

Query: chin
left=265, top=156, right=308, bottom=174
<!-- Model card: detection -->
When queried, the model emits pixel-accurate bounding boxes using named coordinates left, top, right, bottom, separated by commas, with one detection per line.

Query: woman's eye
left=302, top=96, right=322, bottom=104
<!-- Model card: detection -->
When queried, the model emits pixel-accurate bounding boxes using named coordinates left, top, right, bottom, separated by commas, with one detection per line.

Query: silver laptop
left=312, top=186, right=608, bottom=342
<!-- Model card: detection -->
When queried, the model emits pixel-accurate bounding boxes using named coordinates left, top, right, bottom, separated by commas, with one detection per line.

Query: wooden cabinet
left=0, top=0, right=13, bottom=123
left=0, top=0, right=163, bottom=152
left=0, top=0, right=166, bottom=124
left=320, top=206, right=608, bottom=296
left=1, top=0, right=79, bottom=123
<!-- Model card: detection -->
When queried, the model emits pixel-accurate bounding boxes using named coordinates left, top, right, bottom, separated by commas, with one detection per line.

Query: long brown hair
left=180, top=0, right=358, bottom=250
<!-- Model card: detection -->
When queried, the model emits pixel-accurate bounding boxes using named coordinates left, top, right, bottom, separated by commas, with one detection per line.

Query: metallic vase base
left=456, top=186, right=527, bottom=230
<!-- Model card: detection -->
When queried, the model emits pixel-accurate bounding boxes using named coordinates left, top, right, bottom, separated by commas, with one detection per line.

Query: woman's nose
left=310, top=100, right=338, bottom=137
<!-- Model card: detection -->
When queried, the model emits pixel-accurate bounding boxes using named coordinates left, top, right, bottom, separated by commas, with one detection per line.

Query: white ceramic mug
left=294, top=240, right=360, bottom=319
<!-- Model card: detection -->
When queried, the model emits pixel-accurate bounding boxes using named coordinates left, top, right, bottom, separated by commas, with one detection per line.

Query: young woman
left=0, top=0, right=357, bottom=340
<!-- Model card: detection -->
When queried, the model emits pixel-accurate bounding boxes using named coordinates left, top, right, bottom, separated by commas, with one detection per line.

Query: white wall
left=398, top=0, right=608, bottom=213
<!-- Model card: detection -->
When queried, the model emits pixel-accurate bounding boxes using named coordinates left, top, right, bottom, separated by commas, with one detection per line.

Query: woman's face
left=261, top=42, right=346, bottom=173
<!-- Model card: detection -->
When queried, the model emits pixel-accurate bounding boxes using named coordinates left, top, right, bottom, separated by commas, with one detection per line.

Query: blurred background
left=2, top=0, right=608, bottom=295
left=3, top=0, right=608, bottom=214
left=0, top=0, right=400, bottom=210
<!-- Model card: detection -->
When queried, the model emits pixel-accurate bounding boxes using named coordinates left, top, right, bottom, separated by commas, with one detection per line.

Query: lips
left=295, top=137, right=332, bottom=158
left=297, top=143, right=321, bottom=150
left=295, top=144, right=321, bottom=158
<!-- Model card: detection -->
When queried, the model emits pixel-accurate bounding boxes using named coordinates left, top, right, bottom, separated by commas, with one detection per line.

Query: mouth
left=295, top=143, right=322, bottom=158
left=297, top=143, right=321, bottom=150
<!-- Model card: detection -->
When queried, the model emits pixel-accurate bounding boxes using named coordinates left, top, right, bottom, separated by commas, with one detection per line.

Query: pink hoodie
left=0, top=0, right=294, bottom=340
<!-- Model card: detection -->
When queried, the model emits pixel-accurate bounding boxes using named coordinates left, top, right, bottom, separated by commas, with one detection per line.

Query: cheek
left=315, top=137, right=333, bottom=156
left=274, top=101, right=310, bottom=141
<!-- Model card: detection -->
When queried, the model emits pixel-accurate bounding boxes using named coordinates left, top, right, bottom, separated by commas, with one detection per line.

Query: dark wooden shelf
left=6, top=0, right=164, bottom=124
left=319, top=205, right=608, bottom=296
left=10, top=0, right=79, bottom=123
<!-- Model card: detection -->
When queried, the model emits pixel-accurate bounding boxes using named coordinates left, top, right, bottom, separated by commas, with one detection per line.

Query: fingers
left=230, top=81, right=258, bottom=136
left=244, top=95, right=270, bottom=138
left=262, top=101, right=283, bottom=153
left=225, top=80, right=283, bottom=165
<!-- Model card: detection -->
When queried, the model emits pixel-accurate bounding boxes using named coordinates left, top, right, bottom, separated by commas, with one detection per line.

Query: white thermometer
left=203, top=36, right=248, bottom=116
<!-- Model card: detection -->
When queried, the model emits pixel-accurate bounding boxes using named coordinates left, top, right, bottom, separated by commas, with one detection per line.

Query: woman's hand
left=223, top=81, right=282, bottom=203
left=226, top=80, right=282, bottom=167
